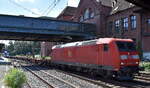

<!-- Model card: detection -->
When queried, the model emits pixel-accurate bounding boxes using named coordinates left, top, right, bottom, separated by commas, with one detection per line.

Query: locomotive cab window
left=104, top=44, right=109, bottom=51
left=116, top=41, right=136, bottom=51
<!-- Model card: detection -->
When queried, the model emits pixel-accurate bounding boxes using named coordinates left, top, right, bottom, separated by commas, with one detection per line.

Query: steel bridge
left=0, top=14, right=96, bottom=42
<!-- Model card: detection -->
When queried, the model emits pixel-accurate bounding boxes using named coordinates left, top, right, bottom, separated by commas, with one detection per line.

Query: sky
left=0, top=0, right=80, bottom=45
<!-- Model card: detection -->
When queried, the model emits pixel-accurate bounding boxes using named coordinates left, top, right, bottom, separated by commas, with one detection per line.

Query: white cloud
left=15, top=0, right=35, bottom=3
left=68, top=0, right=80, bottom=7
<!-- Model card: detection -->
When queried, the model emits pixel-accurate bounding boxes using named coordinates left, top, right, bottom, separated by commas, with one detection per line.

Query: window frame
left=130, top=15, right=137, bottom=29
left=123, top=17, right=128, bottom=30
left=115, top=20, right=120, bottom=33
left=147, top=18, right=150, bottom=25
left=84, top=8, right=90, bottom=20
left=108, top=21, right=113, bottom=35
left=104, top=44, right=109, bottom=52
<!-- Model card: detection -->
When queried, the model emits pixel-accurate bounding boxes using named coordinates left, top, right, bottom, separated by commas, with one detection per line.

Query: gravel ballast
left=32, top=66, right=103, bottom=88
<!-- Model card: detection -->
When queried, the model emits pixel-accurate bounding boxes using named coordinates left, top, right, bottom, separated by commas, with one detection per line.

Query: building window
left=130, top=15, right=137, bottom=29
left=123, top=18, right=128, bottom=30
left=90, top=12, right=95, bottom=18
left=112, top=0, right=117, bottom=7
left=96, top=0, right=100, bottom=2
left=108, top=21, right=113, bottom=35
left=115, top=20, right=120, bottom=33
left=84, top=9, right=90, bottom=20
left=132, top=38, right=136, bottom=42
left=148, top=19, right=150, bottom=24
left=80, top=16, right=83, bottom=22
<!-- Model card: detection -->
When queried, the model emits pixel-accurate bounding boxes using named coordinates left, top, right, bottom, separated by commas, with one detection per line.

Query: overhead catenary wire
left=41, top=0, right=57, bottom=15
left=45, top=0, right=61, bottom=15
left=8, top=0, right=40, bottom=16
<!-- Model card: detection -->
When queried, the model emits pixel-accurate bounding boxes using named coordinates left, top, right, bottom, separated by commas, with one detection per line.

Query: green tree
left=5, top=41, right=41, bottom=57
left=137, top=41, right=143, bottom=60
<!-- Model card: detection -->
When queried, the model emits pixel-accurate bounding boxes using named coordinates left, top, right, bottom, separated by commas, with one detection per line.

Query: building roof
left=97, top=0, right=134, bottom=14
left=110, top=0, right=135, bottom=14
left=79, top=0, right=135, bottom=14
left=57, top=6, right=77, bottom=17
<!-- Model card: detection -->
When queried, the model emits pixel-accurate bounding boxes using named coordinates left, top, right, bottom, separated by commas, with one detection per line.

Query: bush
left=140, top=62, right=150, bottom=71
left=4, top=68, right=27, bottom=88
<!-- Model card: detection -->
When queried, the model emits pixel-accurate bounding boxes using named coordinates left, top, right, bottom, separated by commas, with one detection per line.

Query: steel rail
left=34, top=67, right=79, bottom=88
left=56, top=70, right=112, bottom=88
left=55, top=69, right=139, bottom=88
left=24, top=67, right=54, bottom=88
left=135, top=76, right=150, bottom=82
left=26, top=82, right=32, bottom=88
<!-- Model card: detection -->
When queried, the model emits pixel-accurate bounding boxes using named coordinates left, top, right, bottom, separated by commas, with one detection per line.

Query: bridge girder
left=0, top=14, right=96, bottom=42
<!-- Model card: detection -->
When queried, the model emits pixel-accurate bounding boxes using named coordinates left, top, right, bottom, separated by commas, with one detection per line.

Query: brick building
left=40, top=6, right=77, bottom=57
left=41, top=0, right=150, bottom=59
left=57, top=6, right=77, bottom=21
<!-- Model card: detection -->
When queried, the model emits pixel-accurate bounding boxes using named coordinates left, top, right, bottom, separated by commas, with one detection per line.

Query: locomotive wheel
left=103, top=70, right=113, bottom=79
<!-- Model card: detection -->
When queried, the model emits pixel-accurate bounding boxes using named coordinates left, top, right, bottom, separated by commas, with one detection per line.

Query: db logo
left=68, top=51, right=72, bottom=57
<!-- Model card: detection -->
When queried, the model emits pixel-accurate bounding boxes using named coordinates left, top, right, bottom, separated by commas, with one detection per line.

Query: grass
left=140, top=62, right=150, bottom=71
left=4, top=68, right=27, bottom=88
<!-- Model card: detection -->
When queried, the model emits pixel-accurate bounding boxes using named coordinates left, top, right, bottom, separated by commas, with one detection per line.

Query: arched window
left=112, top=0, right=117, bottom=7
left=80, top=16, right=83, bottom=22
left=90, top=11, right=95, bottom=18
left=84, top=9, right=90, bottom=20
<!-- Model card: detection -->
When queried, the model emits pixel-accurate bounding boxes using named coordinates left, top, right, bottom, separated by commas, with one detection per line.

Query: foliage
left=5, top=41, right=41, bottom=56
left=0, top=43, right=4, bottom=52
left=4, top=68, right=27, bottom=88
left=140, top=62, right=150, bottom=71
left=136, top=41, right=143, bottom=60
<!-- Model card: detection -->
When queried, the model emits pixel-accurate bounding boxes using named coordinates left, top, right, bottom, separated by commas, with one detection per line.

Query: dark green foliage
left=4, top=68, right=27, bottom=88
left=0, top=43, right=4, bottom=52
left=140, top=62, right=150, bottom=71
left=6, top=41, right=41, bottom=56
left=136, top=41, right=143, bottom=60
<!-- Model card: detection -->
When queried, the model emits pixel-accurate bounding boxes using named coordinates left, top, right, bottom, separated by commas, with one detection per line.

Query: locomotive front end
left=115, top=40, right=140, bottom=80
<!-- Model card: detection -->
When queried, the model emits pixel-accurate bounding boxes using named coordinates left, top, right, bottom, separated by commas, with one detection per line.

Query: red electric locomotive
left=51, top=38, right=140, bottom=80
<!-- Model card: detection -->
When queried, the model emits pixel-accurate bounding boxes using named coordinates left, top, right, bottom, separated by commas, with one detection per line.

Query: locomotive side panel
left=75, top=45, right=99, bottom=65
left=97, top=42, right=120, bottom=71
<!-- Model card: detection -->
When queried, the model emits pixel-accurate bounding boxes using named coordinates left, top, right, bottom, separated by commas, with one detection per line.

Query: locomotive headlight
left=120, top=55, right=128, bottom=60
left=132, top=55, right=139, bottom=59
left=136, top=62, right=139, bottom=64
left=121, top=62, right=125, bottom=65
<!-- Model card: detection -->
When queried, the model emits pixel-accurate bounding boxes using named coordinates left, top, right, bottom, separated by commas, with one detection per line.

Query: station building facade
left=41, top=0, right=150, bottom=59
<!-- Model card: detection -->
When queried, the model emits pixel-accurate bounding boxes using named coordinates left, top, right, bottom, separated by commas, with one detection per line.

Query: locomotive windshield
left=116, top=41, right=136, bottom=51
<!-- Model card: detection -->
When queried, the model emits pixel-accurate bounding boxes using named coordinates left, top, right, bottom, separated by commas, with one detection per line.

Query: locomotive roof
left=52, top=38, right=133, bottom=49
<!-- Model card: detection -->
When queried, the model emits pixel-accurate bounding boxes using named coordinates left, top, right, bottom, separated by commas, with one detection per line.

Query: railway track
left=140, top=72, right=150, bottom=77
left=24, top=67, right=55, bottom=88
left=135, top=75, right=150, bottom=82
left=55, top=69, right=112, bottom=88
left=10, top=58, right=150, bottom=88
left=20, top=64, right=78, bottom=88
left=55, top=69, right=137, bottom=88
left=11, top=60, right=54, bottom=88
left=134, top=72, right=150, bottom=83
left=26, top=82, right=32, bottom=88
left=56, top=69, right=150, bottom=88
left=30, top=67, right=79, bottom=88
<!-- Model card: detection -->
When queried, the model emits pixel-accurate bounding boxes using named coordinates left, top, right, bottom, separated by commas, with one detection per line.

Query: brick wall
left=74, top=0, right=111, bottom=37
